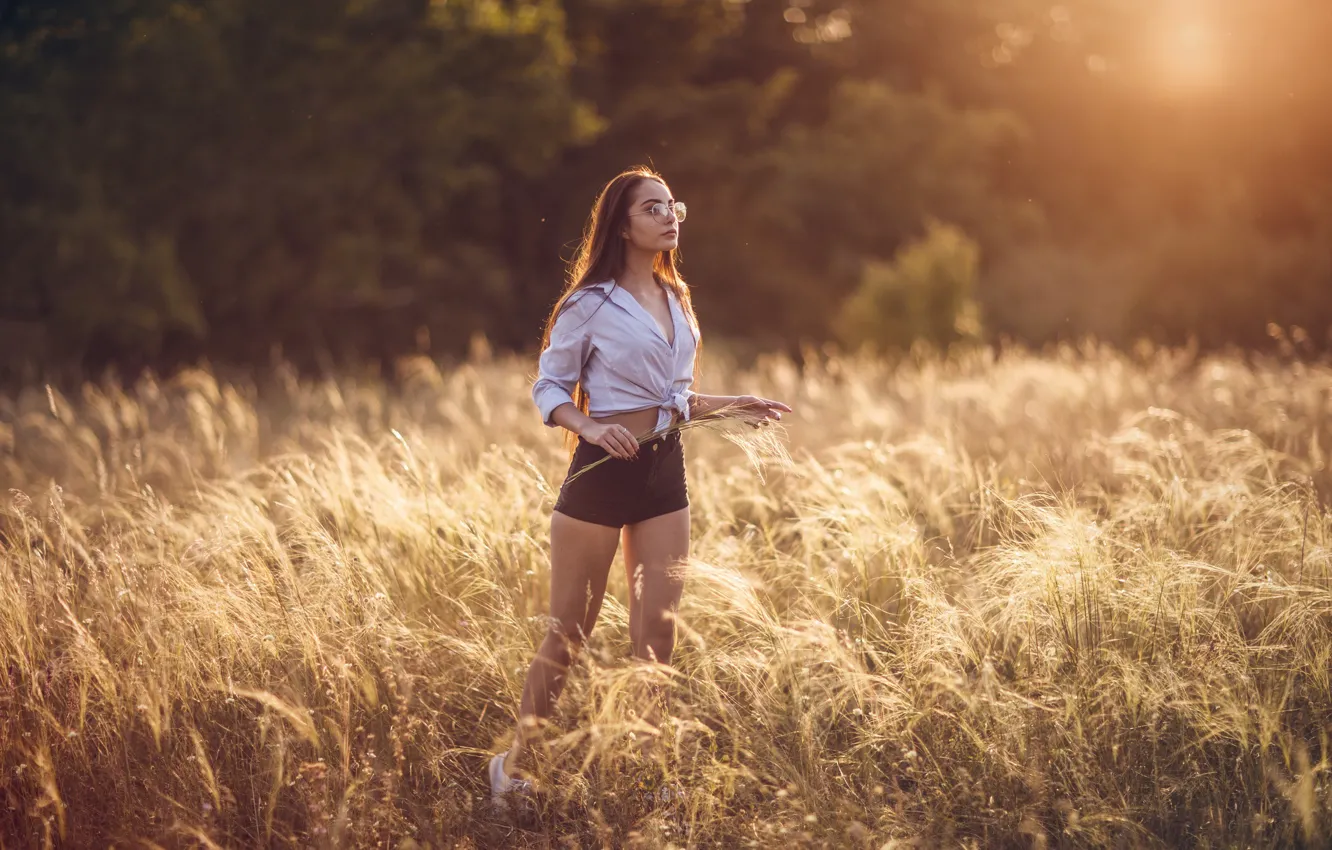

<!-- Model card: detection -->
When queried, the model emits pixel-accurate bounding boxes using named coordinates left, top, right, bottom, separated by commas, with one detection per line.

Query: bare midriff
left=587, top=406, right=683, bottom=441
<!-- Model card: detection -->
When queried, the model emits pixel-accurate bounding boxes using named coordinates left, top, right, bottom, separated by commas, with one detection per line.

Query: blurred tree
left=695, top=79, right=1033, bottom=347
left=0, top=0, right=596, bottom=370
left=1124, top=197, right=1332, bottom=348
left=834, top=220, right=982, bottom=351
left=2, top=0, right=1331, bottom=376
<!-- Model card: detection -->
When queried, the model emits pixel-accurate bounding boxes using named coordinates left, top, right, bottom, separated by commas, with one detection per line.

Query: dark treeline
left=2, top=0, right=1330, bottom=378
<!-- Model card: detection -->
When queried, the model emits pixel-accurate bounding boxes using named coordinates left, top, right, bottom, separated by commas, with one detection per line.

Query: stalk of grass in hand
left=562, top=402, right=791, bottom=487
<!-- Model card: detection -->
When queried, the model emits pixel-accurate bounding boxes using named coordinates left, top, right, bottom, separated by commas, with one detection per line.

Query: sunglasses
left=628, top=201, right=688, bottom=225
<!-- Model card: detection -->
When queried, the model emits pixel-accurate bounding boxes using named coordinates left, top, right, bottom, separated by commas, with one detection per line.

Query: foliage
left=693, top=80, right=1028, bottom=345
left=835, top=220, right=983, bottom=350
left=2, top=0, right=1331, bottom=372
left=1, top=0, right=592, bottom=366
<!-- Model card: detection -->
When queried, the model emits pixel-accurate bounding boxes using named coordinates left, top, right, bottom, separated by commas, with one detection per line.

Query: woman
left=488, top=167, right=792, bottom=807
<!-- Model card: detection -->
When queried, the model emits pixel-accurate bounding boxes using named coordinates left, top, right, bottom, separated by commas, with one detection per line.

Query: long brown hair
left=539, top=167, right=703, bottom=451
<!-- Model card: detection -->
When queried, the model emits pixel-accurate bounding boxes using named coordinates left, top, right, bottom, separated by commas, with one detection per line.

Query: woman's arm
left=547, top=403, right=640, bottom=458
left=547, top=402, right=596, bottom=437
left=532, top=294, right=595, bottom=427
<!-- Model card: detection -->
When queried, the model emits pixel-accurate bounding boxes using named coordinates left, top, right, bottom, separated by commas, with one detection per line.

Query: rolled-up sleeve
left=532, top=293, right=595, bottom=427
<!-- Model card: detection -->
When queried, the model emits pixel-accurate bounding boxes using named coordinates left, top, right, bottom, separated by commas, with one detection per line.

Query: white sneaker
left=655, top=781, right=686, bottom=805
left=488, top=753, right=535, bottom=812
left=634, top=777, right=686, bottom=807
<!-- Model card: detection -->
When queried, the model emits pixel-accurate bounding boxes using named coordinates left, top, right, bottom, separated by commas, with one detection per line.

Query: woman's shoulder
left=577, top=279, right=615, bottom=296
left=555, top=283, right=614, bottom=330
left=564, top=281, right=614, bottom=308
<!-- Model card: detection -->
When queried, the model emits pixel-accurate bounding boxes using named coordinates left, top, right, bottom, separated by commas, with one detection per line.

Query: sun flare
left=1152, top=17, right=1226, bottom=93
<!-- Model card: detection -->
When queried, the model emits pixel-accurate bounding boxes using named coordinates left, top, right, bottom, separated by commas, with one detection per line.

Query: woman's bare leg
left=622, top=506, right=690, bottom=727
left=505, top=510, right=620, bottom=776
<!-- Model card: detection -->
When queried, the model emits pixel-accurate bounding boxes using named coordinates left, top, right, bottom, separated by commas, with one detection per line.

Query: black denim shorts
left=553, top=430, right=689, bottom=528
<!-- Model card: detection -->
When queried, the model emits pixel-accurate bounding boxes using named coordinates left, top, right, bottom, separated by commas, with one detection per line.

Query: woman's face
left=622, top=179, right=681, bottom=254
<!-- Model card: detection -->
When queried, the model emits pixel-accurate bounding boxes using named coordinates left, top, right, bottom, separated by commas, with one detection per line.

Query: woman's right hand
left=579, top=421, right=640, bottom=459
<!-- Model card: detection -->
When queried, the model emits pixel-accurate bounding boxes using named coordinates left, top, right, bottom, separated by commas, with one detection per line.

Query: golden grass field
left=1, top=342, right=1330, bottom=848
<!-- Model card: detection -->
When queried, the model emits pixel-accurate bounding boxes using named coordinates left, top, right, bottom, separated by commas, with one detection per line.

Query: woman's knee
left=542, top=617, right=588, bottom=660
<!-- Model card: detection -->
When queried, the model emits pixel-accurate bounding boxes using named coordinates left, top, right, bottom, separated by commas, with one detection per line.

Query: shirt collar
left=598, top=278, right=679, bottom=348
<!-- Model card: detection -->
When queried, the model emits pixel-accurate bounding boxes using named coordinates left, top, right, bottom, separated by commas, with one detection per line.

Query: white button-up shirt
left=532, top=279, right=700, bottom=434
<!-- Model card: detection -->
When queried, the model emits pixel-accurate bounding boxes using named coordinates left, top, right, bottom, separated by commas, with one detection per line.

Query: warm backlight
left=1151, top=16, right=1226, bottom=94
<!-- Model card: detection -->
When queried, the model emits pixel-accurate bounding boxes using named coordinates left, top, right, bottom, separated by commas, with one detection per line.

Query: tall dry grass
left=1, top=341, right=1330, bottom=848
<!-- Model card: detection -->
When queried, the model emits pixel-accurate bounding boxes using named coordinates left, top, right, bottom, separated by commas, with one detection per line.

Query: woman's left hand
left=731, top=395, right=792, bottom=428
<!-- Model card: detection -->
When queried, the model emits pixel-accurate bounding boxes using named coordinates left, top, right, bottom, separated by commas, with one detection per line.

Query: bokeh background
left=5, top=4, right=1332, bottom=846
left=3, top=0, right=1330, bottom=381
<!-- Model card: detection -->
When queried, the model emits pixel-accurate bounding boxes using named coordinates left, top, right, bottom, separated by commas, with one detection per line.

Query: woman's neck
left=619, top=248, right=659, bottom=293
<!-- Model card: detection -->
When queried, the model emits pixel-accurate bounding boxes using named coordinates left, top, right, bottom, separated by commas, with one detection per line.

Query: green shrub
left=835, top=220, right=982, bottom=351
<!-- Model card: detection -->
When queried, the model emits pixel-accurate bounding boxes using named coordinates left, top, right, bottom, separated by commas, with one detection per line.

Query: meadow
left=1, top=341, right=1330, bottom=848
